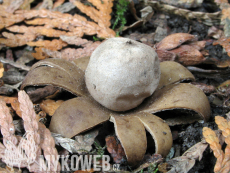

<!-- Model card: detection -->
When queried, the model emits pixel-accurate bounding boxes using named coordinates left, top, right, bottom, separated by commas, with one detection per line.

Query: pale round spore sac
left=85, top=37, right=160, bottom=111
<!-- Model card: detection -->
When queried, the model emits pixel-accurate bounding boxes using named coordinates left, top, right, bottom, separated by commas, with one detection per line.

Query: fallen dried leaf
left=188, top=41, right=206, bottom=51
left=105, top=136, right=126, bottom=164
left=170, top=45, right=205, bottom=66
left=140, top=6, right=154, bottom=24
left=156, top=49, right=176, bottom=62
left=191, top=82, right=216, bottom=94
left=156, top=33, right=196, bottom=50
left=208, top=26, right=223, bottom=39
left=40, top=99, right=64, bottom=116
left=53, top=129, right=99, bottom=154
left=167, top=140, right=208, bottom=173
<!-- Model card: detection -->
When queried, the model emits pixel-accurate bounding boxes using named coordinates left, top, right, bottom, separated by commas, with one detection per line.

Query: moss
left=112, top=0, right=130, bottom=36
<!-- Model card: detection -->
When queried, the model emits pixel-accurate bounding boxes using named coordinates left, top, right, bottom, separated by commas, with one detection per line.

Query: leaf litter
left=0, top=0, right=230, bottom=172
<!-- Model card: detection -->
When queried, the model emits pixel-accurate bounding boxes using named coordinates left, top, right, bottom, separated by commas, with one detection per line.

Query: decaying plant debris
left=1, top=0, right=230, bottom=172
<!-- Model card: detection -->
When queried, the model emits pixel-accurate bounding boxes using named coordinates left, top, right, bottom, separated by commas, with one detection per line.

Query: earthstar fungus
left=21, top=38, right=211, bottom=166
left=85, top=37, right=160, bottom=111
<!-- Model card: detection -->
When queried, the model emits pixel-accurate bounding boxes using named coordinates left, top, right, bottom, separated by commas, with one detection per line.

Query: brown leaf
left=156, top=49, right=176, bottom=62
left=53, top=129, right=99, bottom=154
left=170, top=45, right=205, bottom=66
left=105, top=136, right=126, bottom=164
left=156, top=33, right=196, bottom=50
left=191, top=82, right=216, bottom=94
left=188, top=41, right=206, bottom=51
left=167, top=140, right=208, bottom=173
left=208, top=26, right=223, bottom=39
left=40, top=99, right=64, bottom=116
